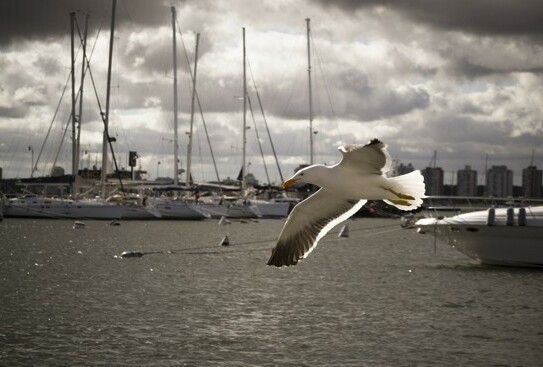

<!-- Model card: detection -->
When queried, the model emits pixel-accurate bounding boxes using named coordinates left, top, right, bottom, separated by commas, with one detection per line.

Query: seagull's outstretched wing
left=338, top=139, right=392, bottom=175
left=267, top=189, right=367, bottom=267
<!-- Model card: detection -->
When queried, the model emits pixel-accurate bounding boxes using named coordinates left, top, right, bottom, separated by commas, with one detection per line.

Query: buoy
left=120, top=251, right=144, bottom=258
left=219, top=235, right=230, bottom=246
left=73, top=221, right=85, bottom=229
left=338, top=225, right=349, bottom=238
left=218, top=216, right=231, bottom=225
left=109, top=219, right=121, bottom=226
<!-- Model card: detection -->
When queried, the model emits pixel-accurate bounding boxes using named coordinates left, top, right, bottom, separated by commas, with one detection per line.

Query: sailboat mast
left=171, top=6, right=179, bottom=186
left=101, top=0, right=116, bottom=198
left=70, top=12, right=77, bottom=195
left=186, top=33, right=200, bottom=189
left=76, top=13, right=89, bottom=189
left=242, top=27, right=247, bottom=196
left=306, top=18, right=314, bottom=165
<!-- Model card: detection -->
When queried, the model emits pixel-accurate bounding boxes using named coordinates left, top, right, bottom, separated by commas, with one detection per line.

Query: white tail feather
left=384, top=170, right=426, bottom=211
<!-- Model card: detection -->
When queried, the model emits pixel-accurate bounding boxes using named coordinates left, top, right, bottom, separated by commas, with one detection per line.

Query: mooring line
left=118, top=222, right=404, bottom=258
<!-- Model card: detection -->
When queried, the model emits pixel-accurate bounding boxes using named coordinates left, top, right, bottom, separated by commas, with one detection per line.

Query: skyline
left=1, top=0, right=542, bottom=186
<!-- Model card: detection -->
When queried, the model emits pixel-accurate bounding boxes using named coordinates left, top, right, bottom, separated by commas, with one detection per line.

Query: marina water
left=1, top=218, right=542, bottom=366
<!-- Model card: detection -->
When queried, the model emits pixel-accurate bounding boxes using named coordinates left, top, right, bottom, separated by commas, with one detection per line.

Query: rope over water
left=116, top=222, right=402, bottom=259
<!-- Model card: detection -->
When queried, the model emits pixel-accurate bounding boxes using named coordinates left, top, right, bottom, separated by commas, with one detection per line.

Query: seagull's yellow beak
left=282, top=178, right=300, bottom=190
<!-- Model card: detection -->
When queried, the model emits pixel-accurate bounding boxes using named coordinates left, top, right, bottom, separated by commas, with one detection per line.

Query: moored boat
left=199, top=196, right=261, bottom=219
left=415, top=206, right=543, bottom=268
left=247, top=199, right=290, bottom=218
left=150, top=197, right=211, bottom=220
left=4, top=196, right=123, bottom=219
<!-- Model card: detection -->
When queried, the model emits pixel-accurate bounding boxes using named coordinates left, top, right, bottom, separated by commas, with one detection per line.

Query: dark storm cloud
left=314, top=0, right=543, bottom=37
left=0, top=0, right=171, bottom=46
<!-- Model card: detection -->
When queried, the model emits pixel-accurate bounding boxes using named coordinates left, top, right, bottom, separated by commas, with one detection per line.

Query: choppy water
left=1, top=217, right=542, bottom=366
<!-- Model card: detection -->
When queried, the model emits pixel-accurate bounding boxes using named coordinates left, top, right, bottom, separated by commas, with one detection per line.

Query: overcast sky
left=1, top=0, right=542, bottom=186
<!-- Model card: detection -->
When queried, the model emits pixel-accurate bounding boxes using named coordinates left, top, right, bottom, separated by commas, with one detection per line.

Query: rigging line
left=36, top=46, right=84, bottom=174
left=247, top=94, right=271, bottom=186
left=310, top=30, right=344, bottom=145
left=46, top=17, right=103, bottom=175
left=50, top=39, right=85, bottom=173
left=247, top=59, right=284, bottom=183
left=196, top=95, right=221, bottom=185
left=33, top=71, right=71, bottom=175
left=51, top=110, right=72, bottom=173
left=176, top=18, right=222, bottom=188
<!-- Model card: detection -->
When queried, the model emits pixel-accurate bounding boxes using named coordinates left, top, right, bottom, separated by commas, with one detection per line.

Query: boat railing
left=424, top=196, right=543, bottom=213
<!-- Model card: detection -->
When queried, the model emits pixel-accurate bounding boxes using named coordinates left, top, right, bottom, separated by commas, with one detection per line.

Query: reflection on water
left=1, top=218, right=542, bottom=366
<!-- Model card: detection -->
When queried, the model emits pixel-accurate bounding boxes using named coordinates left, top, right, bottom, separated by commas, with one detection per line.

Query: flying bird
left=267, top=139, right=425, bottom=267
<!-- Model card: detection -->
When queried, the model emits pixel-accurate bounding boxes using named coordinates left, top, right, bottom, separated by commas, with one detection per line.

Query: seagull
left=267, top=139, right=425, bottom=267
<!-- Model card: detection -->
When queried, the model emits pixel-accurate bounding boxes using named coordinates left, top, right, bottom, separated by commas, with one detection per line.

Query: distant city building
left=457, top=165, right=478, bottom=196
left=422, top=167, right=444, bottom=195
left=522, top=165, right=542, bottom=198
left=486, top=165, right=513, bottom=197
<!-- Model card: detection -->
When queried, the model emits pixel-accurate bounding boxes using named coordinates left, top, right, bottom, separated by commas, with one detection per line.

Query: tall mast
left=171, top=6, right=180, bottom=185
left=242, top=27, right=247, bottom=196
left=75, top=13, right=89, bottom=196
left=70, top=12, right=77, bottom=195
left=101, top=0, right=116, bottom=198
left=186, top=33, right=200, bottom=189
left=306, top=18, right=314, bottom=165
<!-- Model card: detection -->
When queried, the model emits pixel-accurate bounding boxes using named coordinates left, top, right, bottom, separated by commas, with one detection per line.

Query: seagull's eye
left=300, top=173, right=304, bottom=176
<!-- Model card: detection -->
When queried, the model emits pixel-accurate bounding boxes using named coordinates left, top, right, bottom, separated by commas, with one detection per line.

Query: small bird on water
left=267, top=139, right=426, bottom=267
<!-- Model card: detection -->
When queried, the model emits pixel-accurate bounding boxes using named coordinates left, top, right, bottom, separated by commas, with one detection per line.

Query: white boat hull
left=416, top=206, right=543, bottom=268
left=4, top=197, right=123, bottom=219
left=250, top=201, right=290, bottom=218
left=424, top=224, right=543, bottom=267
left=200, top=203, right=261, bottom=219
left=151, top=199, right=210, bottom=220
left=119, top=205, right=162, bottom=219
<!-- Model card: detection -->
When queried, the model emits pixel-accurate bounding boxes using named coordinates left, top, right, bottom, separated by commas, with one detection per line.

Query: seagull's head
left=281, top=165, right=327, bottom=189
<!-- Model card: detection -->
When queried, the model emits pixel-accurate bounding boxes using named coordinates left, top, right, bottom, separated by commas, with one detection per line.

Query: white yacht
left=416, top=206, right=543, bottom=268
left=150, top=197, right=211, bottom=220
left=247, top=199, right=291, bottom=218
left=106, top=194, right=162, bottom=219
left=3, top=196, right=124, bottom=219
left=199, top=196, right=261, bottom=219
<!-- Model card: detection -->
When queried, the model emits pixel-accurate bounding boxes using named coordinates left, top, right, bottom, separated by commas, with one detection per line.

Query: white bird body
left=304, top=165, right=395, bottom=201
left=267, top=139, right=426, bottom=267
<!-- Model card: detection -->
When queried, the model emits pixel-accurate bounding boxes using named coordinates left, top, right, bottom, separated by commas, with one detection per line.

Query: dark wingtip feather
left=267, top=244, right=300, bottom=267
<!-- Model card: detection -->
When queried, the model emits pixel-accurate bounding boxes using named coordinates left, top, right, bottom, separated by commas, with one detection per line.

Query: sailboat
left=142, top=6, right=211, bottom=220
left=247, top=19, right=319, bottom=218
left=4, top=10, right=125, bottom=220
left=186, top=27, right=261, bottom=219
